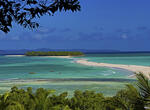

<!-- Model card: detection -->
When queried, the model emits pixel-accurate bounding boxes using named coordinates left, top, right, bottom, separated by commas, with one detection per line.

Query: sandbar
left=5, top=55, right=25, bottom=57
left=42, top=56, right=72, bottom=58
left=5, top=55, right=72, bottom=58
left=75, top=59, right=150, bottom=78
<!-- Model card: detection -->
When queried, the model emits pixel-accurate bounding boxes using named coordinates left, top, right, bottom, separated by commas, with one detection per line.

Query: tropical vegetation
left=25, top=51, right=84, bottom=56
left=0, top=0, right=80, bottom=33
left=0, top=73, right=149, bottom=110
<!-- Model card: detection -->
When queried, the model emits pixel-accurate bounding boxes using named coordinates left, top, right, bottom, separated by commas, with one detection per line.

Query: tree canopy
left=25, top=51, right=84, bottom=56
left=0, top=0, right=81, bottom=33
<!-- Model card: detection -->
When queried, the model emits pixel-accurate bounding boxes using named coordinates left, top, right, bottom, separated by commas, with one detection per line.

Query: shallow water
left=0, top=55, right=132, bottom=79
left=0, top=53, right=147, bottom=96
left=84, top=53, right=150, bottom=66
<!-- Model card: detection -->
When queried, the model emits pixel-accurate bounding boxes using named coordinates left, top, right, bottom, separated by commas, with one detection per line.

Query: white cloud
left=121, top=34, right=128, bottom=39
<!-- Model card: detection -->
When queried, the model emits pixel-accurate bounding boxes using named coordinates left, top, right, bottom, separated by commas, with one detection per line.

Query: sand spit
left=42, top=56, right=72, bottom=58
left=5, top=55, right=25, bottom=57
left=75, top=59, right=150, bottom=78
left=5, top=55, right=72, bottom=58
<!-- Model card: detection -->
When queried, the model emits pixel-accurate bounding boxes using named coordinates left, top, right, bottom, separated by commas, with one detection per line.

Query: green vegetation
left=0, top=0, right=80, bottom=33
left=0, top=73, right=149, bottom=110
left=25, top=51, right=84, bottom=56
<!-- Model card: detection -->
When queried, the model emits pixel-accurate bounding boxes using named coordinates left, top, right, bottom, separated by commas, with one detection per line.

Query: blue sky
left=0, top=0, right=150, bottom=51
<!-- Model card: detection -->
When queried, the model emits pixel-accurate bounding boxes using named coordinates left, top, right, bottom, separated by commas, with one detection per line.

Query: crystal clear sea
left=0, top=53, right=150, bottom=96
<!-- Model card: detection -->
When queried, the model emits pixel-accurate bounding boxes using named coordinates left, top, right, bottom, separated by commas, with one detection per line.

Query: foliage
left=111, top=84, right=145, bottom=110
left=0, top=73, right=149, bottom=110
left=136, top=73, right=150, bottom=108
left=25, top=51, right=84, bottom=56
left=0, top=0, right=81, bottom=33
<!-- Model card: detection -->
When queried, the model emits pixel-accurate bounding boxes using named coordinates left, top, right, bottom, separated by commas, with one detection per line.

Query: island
left=25, top=51, right=84, bottom=56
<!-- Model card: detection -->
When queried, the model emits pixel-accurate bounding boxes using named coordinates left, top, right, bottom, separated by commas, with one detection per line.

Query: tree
left=0, top=0, right=81, bottom=33
left=136, top=73, right=150, bottom=108
left=105, top=73, right=150, bottom=110
left=113, top=84, right=145, bottom=110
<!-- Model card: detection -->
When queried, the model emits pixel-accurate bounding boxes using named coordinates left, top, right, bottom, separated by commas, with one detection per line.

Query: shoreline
left=5, top=55, right=72, bottom=58
left=5, top=55, right=25, bottom=57
left=41, top=56, right=72, bottom=58
left=75, top=59, right=150, bottom=78
left=4, top=55, right=150, bottom=78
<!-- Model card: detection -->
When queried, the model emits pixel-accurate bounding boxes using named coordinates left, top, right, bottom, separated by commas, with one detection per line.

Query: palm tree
left=106, top=73, right=148, bottom=110
left=136, top=73, right=150, bottom=108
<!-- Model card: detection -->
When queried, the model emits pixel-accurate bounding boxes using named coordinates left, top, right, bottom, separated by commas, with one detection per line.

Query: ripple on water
left=0, top=55, right=135, bottom=96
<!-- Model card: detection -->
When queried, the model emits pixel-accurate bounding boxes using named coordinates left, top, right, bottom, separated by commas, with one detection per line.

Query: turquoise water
left=84, top=53, right=150, bottom=66
left=1, top=53, right=148, bottom=96
left=0, top=55, right=132, bottom=79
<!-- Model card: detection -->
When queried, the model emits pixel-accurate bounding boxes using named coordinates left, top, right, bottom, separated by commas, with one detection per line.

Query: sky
left=0, top=0, right=150, bottom=51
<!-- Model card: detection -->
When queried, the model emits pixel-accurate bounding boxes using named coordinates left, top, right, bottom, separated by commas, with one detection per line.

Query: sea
left=0, top=53, right=150, bottom=96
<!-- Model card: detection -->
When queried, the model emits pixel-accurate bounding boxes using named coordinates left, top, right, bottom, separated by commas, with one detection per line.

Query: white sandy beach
left=5, top=55, right=25, bottom=57
left=75, top=59, right=150, bottom=78
left=43, top=56, right=72, bottom=58
left=5, top=55, right=150, bottom=78
left=5, top=55, right=72, bottom=58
